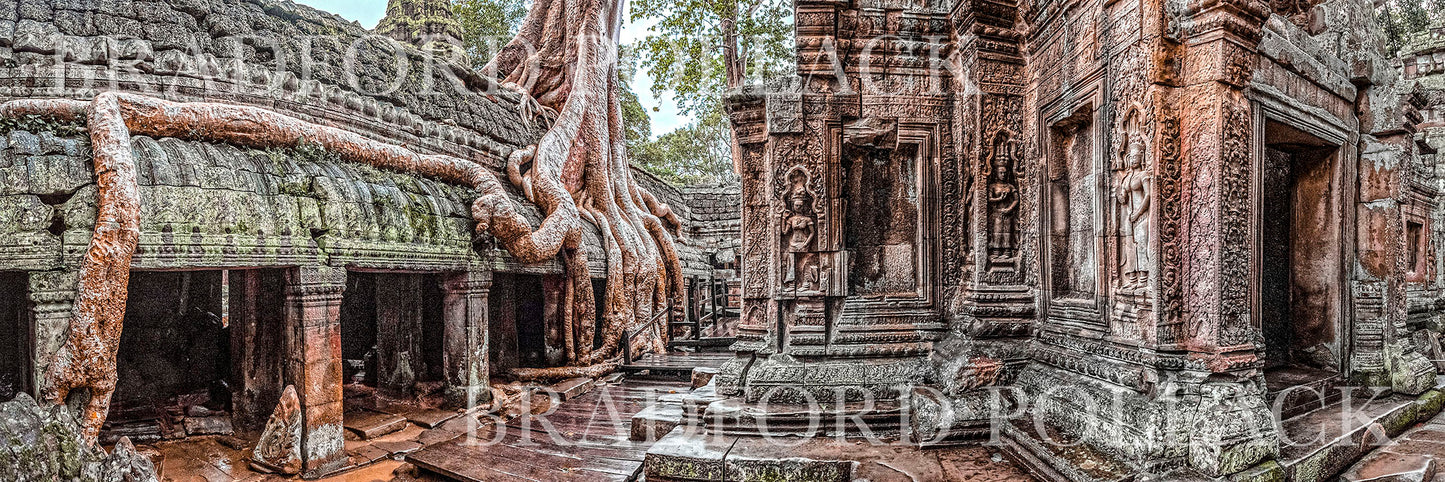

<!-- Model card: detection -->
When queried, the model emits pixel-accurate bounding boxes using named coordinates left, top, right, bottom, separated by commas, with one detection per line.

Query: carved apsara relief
left=1116, top=113, right=1154, bottom=293
left=986, top=130, right=1024, bottom=273
left=781, top=167, right=821, bottom=293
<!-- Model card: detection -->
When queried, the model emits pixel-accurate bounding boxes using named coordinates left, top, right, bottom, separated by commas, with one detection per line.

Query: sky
left=296, top=0, right=693, bottom=138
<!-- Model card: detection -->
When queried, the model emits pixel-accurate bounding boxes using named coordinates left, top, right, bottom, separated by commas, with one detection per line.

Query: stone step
left=632, top=403, right=686, bottom=442
left=699, top=398, right=904, bottom=438
left=1279, top=388, right=1445, bottom=482
left=1342, top=411, right=1445, bottom=482
left=643, top=431, right=855, bottom=482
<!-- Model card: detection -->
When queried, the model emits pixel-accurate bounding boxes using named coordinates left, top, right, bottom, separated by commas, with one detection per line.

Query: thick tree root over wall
left=4, top=91, right=681, bottom=443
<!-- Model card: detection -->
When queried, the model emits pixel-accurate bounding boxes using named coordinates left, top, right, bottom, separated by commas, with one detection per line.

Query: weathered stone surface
left=691, top=367, right=718, bottom=390
left=0, top=394, right=158, bottom=482
left=343, top=410, right=409, bottom=440
left=643, top=431, right=734, bottom=481
left=252, top=385, right=303, bottom=475
left=182, top=415, right=233, bottom=436
left=630, top=403, right=684, bottom=442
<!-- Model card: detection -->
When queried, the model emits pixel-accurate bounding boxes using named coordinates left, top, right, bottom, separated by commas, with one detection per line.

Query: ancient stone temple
left=690, top=0, right=1445, bottom=479
left=3, top=0, right=1445, bottom=480
left=0, top=0, right=740, bottom=479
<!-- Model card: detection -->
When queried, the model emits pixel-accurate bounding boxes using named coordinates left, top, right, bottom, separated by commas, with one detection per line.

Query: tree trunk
left=722, top=4, right=746, bottom=176
left=485, top=0, right=684, bottom=367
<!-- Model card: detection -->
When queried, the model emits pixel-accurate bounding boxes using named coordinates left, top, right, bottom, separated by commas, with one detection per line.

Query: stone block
left=630, top=403, right=684, bottom=442
left=183, top=415, right=234, bottom=436
left=643, top=431, right=735, bottom=481
left=25, top=154, right=92, bottom=196
left=0, top=195, right=51, bottom=233
left=343, top=410, right=408, bottom=440
left=1342, top=452, right=1436, bottom=482
left=692, top=367, right=719, bottom=390
left=12, top=19, right=58, bottom=54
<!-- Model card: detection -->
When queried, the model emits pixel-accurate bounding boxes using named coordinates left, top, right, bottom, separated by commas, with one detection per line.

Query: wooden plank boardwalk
left=407, top=378, right=691, bottom=482
left=620, top=351, right=733, bottom=377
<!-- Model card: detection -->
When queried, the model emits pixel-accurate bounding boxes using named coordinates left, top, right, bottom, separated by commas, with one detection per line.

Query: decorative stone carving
left=1116, top=132, right=1153, bottom=292
left=780, top=167, right=820, bottom=293
left=252, top=385, right=303, bottom=475
left=986, top=131, right=1022, bottom=273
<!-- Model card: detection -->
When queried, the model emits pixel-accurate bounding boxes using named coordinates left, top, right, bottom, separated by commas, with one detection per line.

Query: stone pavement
left=1342, top=405, right=1445, bottom=481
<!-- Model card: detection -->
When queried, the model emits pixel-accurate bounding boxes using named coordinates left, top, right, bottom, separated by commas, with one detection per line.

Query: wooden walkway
left=620, top=351, right=733, bottom=377
left=407, top=378, right=691, bottom=482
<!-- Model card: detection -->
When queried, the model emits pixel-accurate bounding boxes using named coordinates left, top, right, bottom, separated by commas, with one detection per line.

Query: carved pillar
left=954, top=0, right=1037, bottom=338
left=284, top=266, right=346, bottom=478
left=719, top=87, right=772, bottom=396
left=440, top=271, right=491, bottom=408
left=28, top=270, right=78, bottom=400
left=1168, top=0, right=1278, bottom=477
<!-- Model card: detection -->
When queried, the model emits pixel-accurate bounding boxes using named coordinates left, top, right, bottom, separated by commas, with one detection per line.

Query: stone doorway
left=0, top=272, right=30, bottom=403
left=489, top=273, right=565, bottom=375
left=108, top=271, right=241, bottom=443
left=340, top=272, right=447, bottom=400
left=1258, top=120, right=1345, bottom=401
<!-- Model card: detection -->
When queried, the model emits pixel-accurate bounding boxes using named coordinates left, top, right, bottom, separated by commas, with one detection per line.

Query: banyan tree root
left=487, top=0, right=684, bottom=367
left=12, top=89, right=679, bottom=442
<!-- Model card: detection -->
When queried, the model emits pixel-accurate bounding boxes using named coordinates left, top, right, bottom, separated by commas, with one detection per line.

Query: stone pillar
left=28, top=270, right=78, bottom=401
left=440, top=271, right=491, bottom=409
left=1169, top=1, right=1279, bottom=477
left=957, top=0, right=1037, bottom=338
left=284, top=266, right=346, bottom=479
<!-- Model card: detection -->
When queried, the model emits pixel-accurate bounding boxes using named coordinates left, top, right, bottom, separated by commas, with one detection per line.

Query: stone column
left=1169, top=1, right=1279, bottom=477
left=28, top=270, right=78, bottom=400
left=284, top=266, right=346, bottom=478
left=440, top=271, right=491, bottom=409
left=956, top=0, right=1038, bottom=338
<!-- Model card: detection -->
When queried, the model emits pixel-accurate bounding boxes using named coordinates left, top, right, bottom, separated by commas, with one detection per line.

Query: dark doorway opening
left=109, top=271, right=230, bottom=443
left=227, top=269, right=288, bottom=437
left=1259, top=121, right=1344, bottom=414
left=340, top=272, right=445, bottom=400
left=592, top=278, right=607, bottom=350
left=0, top=272, right=30, bottom=403
left=514, top=275, right=547, bottom=368
left=488, top=273, right=558, bottom=377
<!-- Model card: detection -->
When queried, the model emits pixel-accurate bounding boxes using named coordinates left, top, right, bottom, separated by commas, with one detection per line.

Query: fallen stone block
left=252, top=385, right=302, bottom=475
left=343, top=410, right=409, bottom=440
left=548, top=377, right=595, bottom=401
left=631, top=403, right=685, bottom=442
left=182, top=415, right=233, bottom=436
left=692, top=367, right=719, bottom=390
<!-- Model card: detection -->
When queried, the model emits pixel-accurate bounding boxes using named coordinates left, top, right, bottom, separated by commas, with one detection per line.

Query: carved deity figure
left=987, top=133, right=1021, bottom=272
left=781, top=168, right=819, bottom=291
left=1117, top=134, right=1153, bottom=290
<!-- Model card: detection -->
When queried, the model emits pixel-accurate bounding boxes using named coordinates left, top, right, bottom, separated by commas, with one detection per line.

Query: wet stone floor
left=125, top=374, right=1037, bottom=482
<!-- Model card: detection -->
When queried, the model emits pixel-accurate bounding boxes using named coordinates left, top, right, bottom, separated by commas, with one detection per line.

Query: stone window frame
left=1039, top=84, right=1110, bottom=332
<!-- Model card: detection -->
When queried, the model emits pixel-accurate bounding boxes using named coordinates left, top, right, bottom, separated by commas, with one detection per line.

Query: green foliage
left=631, top=109, right=735, bottom=186
left=619, top=45, right=654, bottom=151
left=0, top=115, right=87, bottom=137
left=453, top=0, right=530, bottom=65
left=630, top=0, right=794, bottom=117
left=1380, top=0, right=1442, bottom=56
